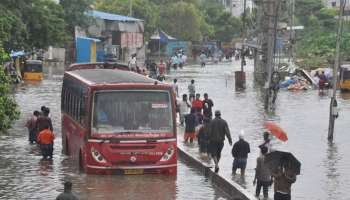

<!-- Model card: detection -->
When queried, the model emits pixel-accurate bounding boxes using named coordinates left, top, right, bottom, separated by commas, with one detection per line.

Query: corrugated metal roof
left=86, top=10, right=141, bottom=22
left=68, top=69, right=155, bottom=85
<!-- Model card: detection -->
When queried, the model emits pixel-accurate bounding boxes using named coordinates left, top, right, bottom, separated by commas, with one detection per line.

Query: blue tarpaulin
left=10, top=51, right=26, bottom=58
left=86, top=10, right=140, bottom=22
left=150, top=29, right=176, bottom=43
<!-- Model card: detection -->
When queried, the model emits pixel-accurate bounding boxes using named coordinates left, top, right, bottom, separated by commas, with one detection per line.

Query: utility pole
left=235, top=0, right=247, bottom=90
left=241, top=0, right=247, bottom=72
left=288, top=0, right=295, bottom=62
left=328, top=0, right=346, bottom=141
left=129, top=0, right=133, bottom=17
left=264, top=0, right=279, bottom=110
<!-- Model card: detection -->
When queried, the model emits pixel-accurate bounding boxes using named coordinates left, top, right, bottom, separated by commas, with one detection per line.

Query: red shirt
left=192, top=99, right=203, bottom=110
left=159, top=63, right=166, bottom=75
left=37, top=129, right=55, bottom=144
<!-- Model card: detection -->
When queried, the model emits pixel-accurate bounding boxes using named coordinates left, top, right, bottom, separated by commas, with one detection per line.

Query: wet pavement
left=168, top=59, right=350, bottom=200
left=0, top=66, right=230, bottom=200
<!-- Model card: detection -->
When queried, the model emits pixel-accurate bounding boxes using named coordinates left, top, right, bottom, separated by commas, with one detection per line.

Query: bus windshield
left=92, top=90, right=173, bottom=134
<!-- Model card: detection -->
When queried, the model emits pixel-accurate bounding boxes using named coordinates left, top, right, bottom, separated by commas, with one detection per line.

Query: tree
left=159, top=2, right=205, bottom=41
left=0, top=6, right=27, bottom=51
left=60, top=0, right=93, bottom=33
left=0, top=45, right=20, bottom=133
left=0, top=0, right=69, bottom=51
left=200, top=0, right=241, bottom=42
left=24, top=0, right=70, bottom=49
left=295, top=0, right=324, bottom=26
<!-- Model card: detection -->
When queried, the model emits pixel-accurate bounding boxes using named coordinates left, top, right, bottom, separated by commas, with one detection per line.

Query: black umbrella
left=265, top=151, right=301, bottom=175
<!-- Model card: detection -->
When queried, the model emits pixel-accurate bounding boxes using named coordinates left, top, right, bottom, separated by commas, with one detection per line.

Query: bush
left=0, top=47, right=20, bottom=133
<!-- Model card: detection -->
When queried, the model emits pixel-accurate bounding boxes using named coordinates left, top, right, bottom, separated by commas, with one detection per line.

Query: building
left=324, top=0, right=350, bottom=20
left=75, top=10, right=145, bottom=63
left=217, top=0, right=254, bottom=17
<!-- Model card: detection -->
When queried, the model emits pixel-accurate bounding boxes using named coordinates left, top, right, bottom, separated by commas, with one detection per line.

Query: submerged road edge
left=177, top=146, right=256, bottom=200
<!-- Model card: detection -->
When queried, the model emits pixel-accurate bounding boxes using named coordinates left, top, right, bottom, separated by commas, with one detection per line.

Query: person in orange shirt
left=192, top=93, right=204, bottom=124
left=37, top=124, right=55, bottom=160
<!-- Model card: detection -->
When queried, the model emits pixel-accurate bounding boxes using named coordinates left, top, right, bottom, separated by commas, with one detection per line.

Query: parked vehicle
left=23, top=60, right=43, bottom=81
left=340, top=64, right=350, bottom=91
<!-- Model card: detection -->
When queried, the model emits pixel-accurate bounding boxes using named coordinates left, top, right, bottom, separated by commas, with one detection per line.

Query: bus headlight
left=91, top=148, right=107, bottom=164
left=160, top=145, right=175, bottom=162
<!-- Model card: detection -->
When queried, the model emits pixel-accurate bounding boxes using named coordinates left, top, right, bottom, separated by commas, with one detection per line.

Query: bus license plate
left=124, top=169, right=144, bottom=175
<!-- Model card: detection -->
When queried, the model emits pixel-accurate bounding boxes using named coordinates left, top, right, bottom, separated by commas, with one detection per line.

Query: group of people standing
left=25, top=106, right=55, bottom=160
left=176, top=79, right=231, bottom=174
left=169, top=50, right=187, bottom=70
left=174, top=78, right=296, bottom=200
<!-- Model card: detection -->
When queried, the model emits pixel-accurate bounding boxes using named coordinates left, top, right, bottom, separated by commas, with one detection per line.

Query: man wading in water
left=208, top=110, right=232, bottom=173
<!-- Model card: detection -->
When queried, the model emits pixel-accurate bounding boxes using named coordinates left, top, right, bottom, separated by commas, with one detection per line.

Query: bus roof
left=67, top=69, right=157, bottom=85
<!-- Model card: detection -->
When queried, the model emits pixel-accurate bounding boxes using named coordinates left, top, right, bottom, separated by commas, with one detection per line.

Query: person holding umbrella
left=267, top=154, right=299, bottom=200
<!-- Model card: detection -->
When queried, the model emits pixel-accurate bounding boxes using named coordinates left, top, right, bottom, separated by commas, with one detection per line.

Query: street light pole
left=328, top=0, right=346, bottom=141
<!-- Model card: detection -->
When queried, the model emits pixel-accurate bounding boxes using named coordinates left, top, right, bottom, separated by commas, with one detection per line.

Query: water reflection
left=323, top=142, right=341, bottom=200
left=339, top=92, right=350, bottom=100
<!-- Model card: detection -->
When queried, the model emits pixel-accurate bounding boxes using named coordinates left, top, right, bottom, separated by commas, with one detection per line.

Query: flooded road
left=169, top=59, right=350, bottom=200
left=0, top=67, right=229, bottom=200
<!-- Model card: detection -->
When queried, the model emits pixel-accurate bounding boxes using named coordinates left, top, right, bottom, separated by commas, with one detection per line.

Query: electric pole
left=129, top=0, right=133, bottom=17
left=241, top=0, right=247, bottom=72
left=264, top=0, right=279, bottom=110
left=328, top=0, right=346, bottom=141
left=235, top=0, right=247, bottom=90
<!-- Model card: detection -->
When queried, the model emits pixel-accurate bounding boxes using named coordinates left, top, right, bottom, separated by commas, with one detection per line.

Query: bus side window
left=79, top=97, right=85, bottom=125
left=67, top=91, right=72, bottom=116
left=71, top=94, right=76, bottom=120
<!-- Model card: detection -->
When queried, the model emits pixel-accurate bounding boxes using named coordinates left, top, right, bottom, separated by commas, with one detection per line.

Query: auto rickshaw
left=22, top=60, right=43, bottom=81
left=340, top=64, right=350, bottom=91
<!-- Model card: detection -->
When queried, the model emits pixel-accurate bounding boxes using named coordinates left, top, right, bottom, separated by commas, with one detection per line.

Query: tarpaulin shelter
left=150, top=29, right=177, bottom=43
left=149, top=29, right=177, bottom=58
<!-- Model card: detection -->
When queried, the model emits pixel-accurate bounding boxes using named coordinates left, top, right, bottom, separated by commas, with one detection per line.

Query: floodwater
left=0, top=66, right=229, bottom=200
left=168, top=59, right=350, bottom=200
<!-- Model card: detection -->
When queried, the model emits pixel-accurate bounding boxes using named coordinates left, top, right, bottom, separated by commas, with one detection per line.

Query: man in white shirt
left=128, top=54, right=137, bottom=71
left=178, top=94, right=191, bottom=125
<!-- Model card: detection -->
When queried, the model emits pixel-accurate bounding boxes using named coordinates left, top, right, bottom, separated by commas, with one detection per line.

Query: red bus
left=61, top=68, right=177, bottom=174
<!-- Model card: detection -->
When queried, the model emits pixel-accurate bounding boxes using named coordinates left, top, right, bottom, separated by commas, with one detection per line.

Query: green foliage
left=94, top=0, right=239, bottom=42
left=159, top=2, right=204, bottom=41
left=0, top=6, right=27, bottom=51
left=294, top=0, right=350, bottom=67
left=60, top=0, right=93, bottom=33
left=0, top=0, right=70, bottom=51
left=25, top=0, right=70, bottom=49
left=0, top=46, right=20, bottom=133
left=295, top=0, right=324, bottom=26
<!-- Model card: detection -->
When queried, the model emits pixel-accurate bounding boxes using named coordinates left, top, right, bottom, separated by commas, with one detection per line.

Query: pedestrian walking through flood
left=207, top=110, right=232, bottom=173
left=254, top=146, right=272, bottom=199
left=231, top=130, right=250, bottom=176
left=184, top=108, right=198, bottom=143
left=25, top=110, right=40, bottom=143
left=37, top=124, right=55, bottom=160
